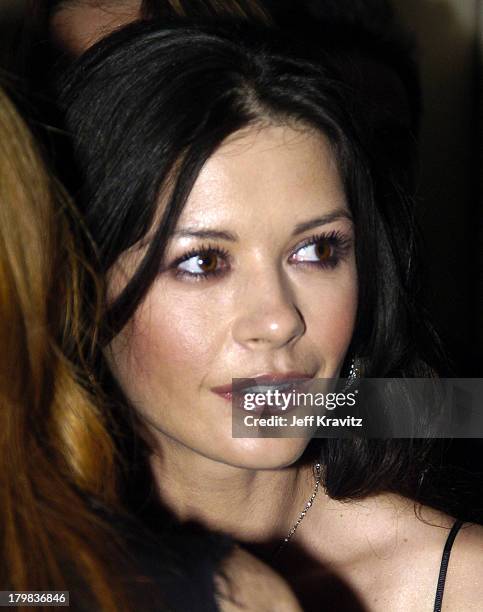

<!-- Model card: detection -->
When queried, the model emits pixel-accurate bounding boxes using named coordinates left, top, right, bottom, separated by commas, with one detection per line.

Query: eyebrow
left=171, top=208, right=353, bottom=242
left=291, top=209, right=353, bottom=236
left=172, top=228, right=238, bottom=241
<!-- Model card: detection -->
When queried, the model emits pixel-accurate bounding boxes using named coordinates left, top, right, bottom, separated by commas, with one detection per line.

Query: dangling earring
left=342, top=357, right=361, bottom=392
left=348, top=357, right=360, bottom=379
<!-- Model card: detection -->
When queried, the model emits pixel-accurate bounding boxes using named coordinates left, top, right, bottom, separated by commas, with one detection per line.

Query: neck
left=147, top=438, right=430, bottom=575
left=149, top=443, right=322, bottom=555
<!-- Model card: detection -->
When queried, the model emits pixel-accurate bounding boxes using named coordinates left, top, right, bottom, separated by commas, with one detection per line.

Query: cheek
left=105, top=285, right=223, bottom=399
left=302, top=270, right=358, bottom=364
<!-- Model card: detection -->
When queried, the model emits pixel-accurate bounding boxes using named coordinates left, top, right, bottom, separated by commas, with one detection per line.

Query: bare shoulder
left=215, top=545, right=302, bottom=612
left=442, top=522, right=483, bottom=611
left=404, top=505, right=483, bottom=609
left=342, top=498, right=483, bottom=611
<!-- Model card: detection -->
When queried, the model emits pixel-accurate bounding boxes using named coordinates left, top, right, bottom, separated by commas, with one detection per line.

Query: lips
left=211, top=372, right=314, bottom=403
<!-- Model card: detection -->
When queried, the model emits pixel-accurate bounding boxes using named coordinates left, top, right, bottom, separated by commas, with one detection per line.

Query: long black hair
left=57, top=18, right=455, bottom=512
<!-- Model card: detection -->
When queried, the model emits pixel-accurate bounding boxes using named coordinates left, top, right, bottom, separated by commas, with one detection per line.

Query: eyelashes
left=167, top=229, right=353, bottom=282
left=169, top=245, right=231, bottom=281
left=288, top=230, right=353, bottom=269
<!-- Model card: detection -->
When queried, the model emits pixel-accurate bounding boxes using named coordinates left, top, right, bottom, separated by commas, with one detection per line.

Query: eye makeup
left=163, top=228, right=353, bottom=282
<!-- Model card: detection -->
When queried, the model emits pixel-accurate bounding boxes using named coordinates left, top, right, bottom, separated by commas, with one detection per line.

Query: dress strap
left=433, top=519, right=464, bottom=612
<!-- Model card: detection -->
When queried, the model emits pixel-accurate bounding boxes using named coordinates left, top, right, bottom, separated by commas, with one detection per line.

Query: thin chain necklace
left=272, top=462, right=322, bottom=559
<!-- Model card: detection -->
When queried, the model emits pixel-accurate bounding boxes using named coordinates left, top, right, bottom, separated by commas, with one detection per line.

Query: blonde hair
left=0, top=85, right=151, bottom=611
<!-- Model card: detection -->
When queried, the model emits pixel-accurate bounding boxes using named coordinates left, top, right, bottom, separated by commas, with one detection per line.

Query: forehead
left=50, top=0, right=141, bottom=55
left=178, top=124, right=347, bottom=229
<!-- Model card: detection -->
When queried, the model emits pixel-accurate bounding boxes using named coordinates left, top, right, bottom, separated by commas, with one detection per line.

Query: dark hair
left=19, top=0, right=421, bottom=188
left=57, top=20, right=449, bottom=506
left=274, top=1, right=422, bottom=126
left=265, top=0, right=423, bottom=201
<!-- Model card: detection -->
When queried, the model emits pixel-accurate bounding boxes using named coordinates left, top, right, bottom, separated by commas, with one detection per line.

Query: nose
left=232, top=269, right=306, bottom=350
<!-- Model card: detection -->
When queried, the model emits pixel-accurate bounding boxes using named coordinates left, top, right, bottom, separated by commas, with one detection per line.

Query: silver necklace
left=272, top=462, right=322, bottom=559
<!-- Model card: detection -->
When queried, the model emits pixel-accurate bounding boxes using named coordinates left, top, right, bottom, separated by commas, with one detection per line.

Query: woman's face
left=105, top=124, right=358, bottom=469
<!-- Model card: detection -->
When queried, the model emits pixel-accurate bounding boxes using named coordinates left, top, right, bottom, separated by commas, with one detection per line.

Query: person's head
left=25, top=0, right=270, bottom=58
left=48, top=0, right=141, bottom=55
left=57, top=19, right=443, bottom=486
left=23, top=0, right=421, bottom=196
left=0, top=83, right=163, bottom=610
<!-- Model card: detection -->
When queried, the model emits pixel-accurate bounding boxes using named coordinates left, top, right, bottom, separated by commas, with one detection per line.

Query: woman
left=54, top=15, right=483, bottom=612
left=0, top=83, right=302, bottom=611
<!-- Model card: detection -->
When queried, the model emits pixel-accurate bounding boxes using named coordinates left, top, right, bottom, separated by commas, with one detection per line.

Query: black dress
left=126, top=519, right=235, bottom=612
left=73, top=498, right=234, bottom=612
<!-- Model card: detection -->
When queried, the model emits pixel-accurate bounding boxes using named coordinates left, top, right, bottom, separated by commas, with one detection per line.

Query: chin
left=209, top=436, right=311, bottom=471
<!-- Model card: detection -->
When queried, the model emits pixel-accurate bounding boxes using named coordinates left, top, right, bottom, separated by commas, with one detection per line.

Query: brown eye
left=292, top=237, right=333, bottom=264
left=176, top=247, right=228, bottom=278
left=290, top=231, right=350, bottom=270
left=197, top=253, right=218, bottom=272
left=315, top=239, right=332, bottom=262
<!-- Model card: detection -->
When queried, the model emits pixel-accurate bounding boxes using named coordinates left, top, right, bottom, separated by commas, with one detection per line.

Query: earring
left=348, top=357, right=360, bottom=379
left=342, top=357, right=361, bottom=392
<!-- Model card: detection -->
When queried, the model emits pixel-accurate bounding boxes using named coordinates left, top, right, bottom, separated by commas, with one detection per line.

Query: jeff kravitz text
left=243, top=414, right=363, bottom=427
